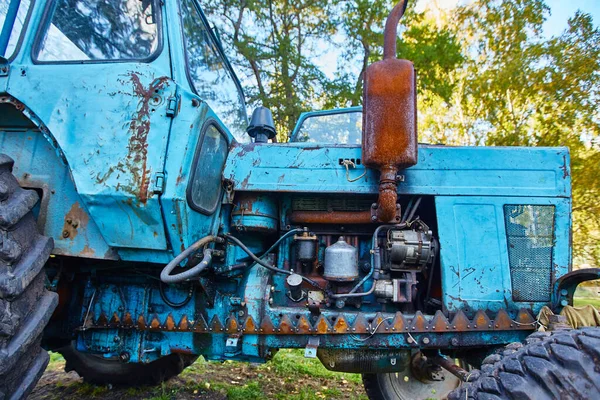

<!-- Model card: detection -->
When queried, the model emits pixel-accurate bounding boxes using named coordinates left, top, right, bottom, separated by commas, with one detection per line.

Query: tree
left=423, top=0, right=600, bottom=266
left=324, top=0, right=463, bottom=109
left=199, top=0, right=338, bottom=139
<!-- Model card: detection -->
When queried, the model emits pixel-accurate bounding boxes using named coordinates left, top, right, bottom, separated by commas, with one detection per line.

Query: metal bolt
left=451, top=338, right=459, bottom=346
left=119, top=352, right=130, bottom=362
left=238, top=310, right=245, bottom=317
left=422, top=337, right=430, bottom=345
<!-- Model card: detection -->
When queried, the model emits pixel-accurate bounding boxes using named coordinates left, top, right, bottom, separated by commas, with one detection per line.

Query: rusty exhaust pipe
left=363, top=0, right=417, bottom=223
left=290, top=1, right=416, bottom=225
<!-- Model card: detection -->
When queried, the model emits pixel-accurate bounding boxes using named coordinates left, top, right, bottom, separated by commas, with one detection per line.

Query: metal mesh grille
left=504, top=205, right=555, bottom=302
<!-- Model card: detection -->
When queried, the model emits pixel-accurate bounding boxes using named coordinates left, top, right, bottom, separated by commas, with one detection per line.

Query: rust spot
left=62, top=202, right=90, bottom=240
left=81, top=245, right=95, bottom=257
left=561, top=154, right=570, bottom=179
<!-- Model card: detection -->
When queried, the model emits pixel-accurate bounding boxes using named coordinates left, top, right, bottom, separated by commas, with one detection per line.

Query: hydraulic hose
left=160, top=235, right=223, bottom=283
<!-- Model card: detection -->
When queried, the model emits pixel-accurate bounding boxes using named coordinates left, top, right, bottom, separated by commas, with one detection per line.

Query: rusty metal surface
left=362, top=0, right=417, bottom=223
left=84, top=308, right=537, bottom=335
left=290, top=210, right=375, bottom=224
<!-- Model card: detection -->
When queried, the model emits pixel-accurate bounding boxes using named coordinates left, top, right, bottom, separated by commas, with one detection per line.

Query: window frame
left=2, top=0, right=36, bottom=61
left=31, top=0, right=164, bottom=64
left=186, top=119, right=231, bottom=215
left=177, top=0, right=247, bottom=128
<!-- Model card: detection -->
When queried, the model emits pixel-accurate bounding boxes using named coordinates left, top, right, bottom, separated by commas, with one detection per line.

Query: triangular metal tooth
left=515, top=308, right=536, bottom=329
left=352, top=314, right=369, bottom=334
left=259, top=315, right=276, bottom=333
left=165, top=314, right=176, bottom=331
left=96, top=312, right=109, bottom=326
left=178, top=315, right=190, bottom=331
left=83, top=312, right=95, bottom=328
left=450, top=310, right=470, bottom=331
left=429, top=310, right=450, bottom=332
left=314, top=315, right=332, bottom=334
left=137, top=314, right=146, bottom=330
left=150, top=314, right=162, bottom=330
left=278, top=315, right=295, bottom=334
left=494, top=309, right=513, bottom=330
left=472, top=310, right=492, bottom=330
left=390, top=312, right=407, bottom=332
left=226, top=315, right=239, bottom=333
left=333, top=315, right=349, bottom=333
left=109, top=312, right=120, bottom=325
left=209, top=315, right=224, bottom=332
left=192, top=315, right=208, bottom=333
left=296, top=316, right=312, bottom=334
left=409, top=311, right=428, bottom=332
left=243, top=316, right=257, bottom=333
left=123, top=312, right=134, bottom=327
left=373, top=312, right=388, bottom=333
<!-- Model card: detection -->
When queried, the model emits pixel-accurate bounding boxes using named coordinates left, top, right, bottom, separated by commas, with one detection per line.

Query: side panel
left=436, top=196, right=571, bottom=315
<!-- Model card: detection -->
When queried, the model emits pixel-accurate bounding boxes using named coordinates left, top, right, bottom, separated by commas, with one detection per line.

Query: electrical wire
left=256, top=228, right=303, bottom=262
left=159, top=281, right=195, bottom=308
left=223, top=233, right=323, bottom=289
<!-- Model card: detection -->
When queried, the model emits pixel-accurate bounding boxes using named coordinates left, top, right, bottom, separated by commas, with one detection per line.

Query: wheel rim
left=381, top=353, right=462, bottom=400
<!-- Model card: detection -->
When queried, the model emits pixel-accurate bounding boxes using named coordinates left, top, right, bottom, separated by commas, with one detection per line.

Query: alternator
left=386, top=229, right=437, bottom=271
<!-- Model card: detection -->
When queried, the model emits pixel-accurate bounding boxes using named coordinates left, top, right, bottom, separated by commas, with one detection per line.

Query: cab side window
left=187, top=123, right=229, bottom=214
left=180, top=0, right=247, bottom=142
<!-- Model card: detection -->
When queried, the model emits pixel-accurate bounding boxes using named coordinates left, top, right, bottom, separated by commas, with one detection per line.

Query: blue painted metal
left=0, top=0, right=576, bottom=374
left=0, top=0, right=21, bottom=56
left=224, top=143, right=570, bottom=197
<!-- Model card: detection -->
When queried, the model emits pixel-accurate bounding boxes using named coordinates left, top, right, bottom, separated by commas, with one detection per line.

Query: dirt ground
left=30, top=350, right=368, bottom=400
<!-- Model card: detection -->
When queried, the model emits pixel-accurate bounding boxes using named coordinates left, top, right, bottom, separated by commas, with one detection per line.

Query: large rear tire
left=0, top=155, right=56, bottom=400
left=448, top=328, right=600, bottom=400
left=60, top=343, right=198, bottom=386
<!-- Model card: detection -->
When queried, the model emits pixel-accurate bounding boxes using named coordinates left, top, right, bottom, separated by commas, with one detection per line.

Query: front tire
left=0, top=155, right=56, bottom=400
left=448, top=328, right=600, bottom=400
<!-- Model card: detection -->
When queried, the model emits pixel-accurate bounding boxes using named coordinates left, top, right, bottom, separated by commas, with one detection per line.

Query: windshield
left=294, top=109, right=363, bottom=144
left=0, top=0, right=32, bottom=59
left=35, top=0, right=160, bottom=62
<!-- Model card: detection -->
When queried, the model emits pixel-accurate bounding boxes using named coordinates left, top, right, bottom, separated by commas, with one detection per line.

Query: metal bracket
left=304, top=336, right=320, bottom=358
left=166, top=94, right=180, bottom=118
left=0, top=62, right=8, bottom=77
left=152, top=172, right=165, bottom=194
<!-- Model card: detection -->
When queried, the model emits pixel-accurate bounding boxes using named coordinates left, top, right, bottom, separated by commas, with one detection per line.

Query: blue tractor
left=1, top=0, right=598, bottom=399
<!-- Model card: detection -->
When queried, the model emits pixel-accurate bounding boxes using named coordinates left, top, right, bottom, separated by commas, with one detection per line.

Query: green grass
left=262, top=349, right=362, bottom=384
left=573, top=297, right=600, bottom=308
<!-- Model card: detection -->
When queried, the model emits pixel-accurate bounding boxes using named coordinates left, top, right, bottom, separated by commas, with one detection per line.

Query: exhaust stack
left=362, top=0, right=417, bottom=222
